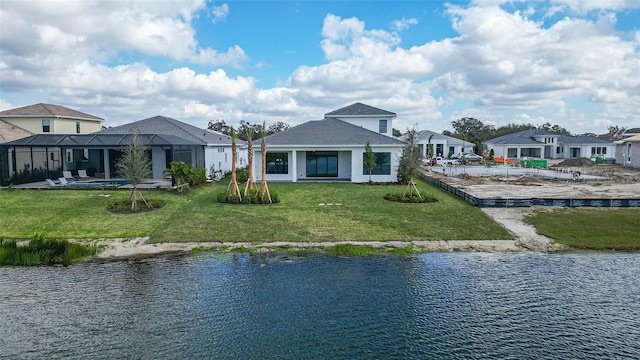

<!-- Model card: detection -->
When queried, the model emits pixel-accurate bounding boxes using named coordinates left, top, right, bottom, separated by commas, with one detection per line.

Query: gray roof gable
left=0, top=103, right=103, bottom=121
left=415, top=130, right=465, bottom=144
left=325, top=102, right=396, bottom=117
left=1, top=133, right=199, bottom=147
left=487, top=129, right=613, bottom=145
left=99, top=116, right=241, bottom=145
left=486, top=129, right=557, bottom=145
left=264, top=118, right=405, bottom=146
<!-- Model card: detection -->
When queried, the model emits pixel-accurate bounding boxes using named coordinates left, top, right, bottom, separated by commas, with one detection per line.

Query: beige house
left=0, top=103, right=103, bottom=139
left=0, top=103, right=103, bottom=185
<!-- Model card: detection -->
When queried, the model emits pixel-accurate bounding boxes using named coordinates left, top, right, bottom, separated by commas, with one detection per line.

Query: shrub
left=107, top=198, right=165, bottom=213
left=383, top=192, right=438, bottom=203
left=217, top=187, right=280, bottom=204
left=189, top=167, right=207, bottom=186
left=224, top=166, right=249, bottom=183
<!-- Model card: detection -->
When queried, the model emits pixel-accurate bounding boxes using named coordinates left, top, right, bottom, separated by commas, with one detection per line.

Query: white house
left=485, top=130, right=615, bottom=160
left=254, top=103, right=405, bottom=183
left=414, top=130, right=469, bottom=158
left=616, top=134, right=640, bottom=168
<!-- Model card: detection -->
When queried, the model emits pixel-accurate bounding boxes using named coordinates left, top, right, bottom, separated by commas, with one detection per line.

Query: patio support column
left=103, top=149, right=110, bottom=179
left=517, top=147, right=521, bottom=159
left=291, top=150, right=297, bottom=182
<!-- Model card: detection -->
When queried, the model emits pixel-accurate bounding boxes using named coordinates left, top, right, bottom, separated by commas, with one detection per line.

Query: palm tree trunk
left=244, top=136, right=254, bottom=197
left=260, top=131, right=271, bottom=203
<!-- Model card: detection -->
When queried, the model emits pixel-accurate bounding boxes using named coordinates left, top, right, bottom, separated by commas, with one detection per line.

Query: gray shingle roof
left=264, top=118, right=405, bottom=146
left=0, top=103, right=103, bottom=121
left=415, top=130, right=465, bottom=144
left=99, top=116, right=242, bottom=145
left=325, top=103, right=396, bottom=117
left=486, top=130, right=556, bottom=145
left=1, top=133, right=199, bottom=147
left=486, top=129, right=613, bottom=145
left=558, top=135, right=611, bottom=144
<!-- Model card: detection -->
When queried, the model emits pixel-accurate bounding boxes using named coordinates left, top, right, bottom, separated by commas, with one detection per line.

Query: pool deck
left=10, top=178, right=172, bottom=190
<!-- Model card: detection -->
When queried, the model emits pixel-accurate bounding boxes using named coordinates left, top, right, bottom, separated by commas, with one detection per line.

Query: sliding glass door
left=306, top=152, right=338, bottom=177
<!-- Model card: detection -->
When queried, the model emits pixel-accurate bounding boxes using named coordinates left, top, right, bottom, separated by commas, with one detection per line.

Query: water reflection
left=1, top=253, right=639, bottom=359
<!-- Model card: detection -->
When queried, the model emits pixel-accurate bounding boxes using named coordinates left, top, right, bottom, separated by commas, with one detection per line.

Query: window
left=266, top=153, right=288, bottom=174
left=363, top=152, right=391, bottom=175
left=42, top=119, right=50, bottom=133
left=217, top=148, right=225, bottom=153
left=379, top=119, right=387, bottom=133
left=307, top=152, right=338, bottom=177
left=591, top=147, right=607, bottom=155
left=76, top=121, right=81, bottom=133
left=448, top=146, right=455, bottom=157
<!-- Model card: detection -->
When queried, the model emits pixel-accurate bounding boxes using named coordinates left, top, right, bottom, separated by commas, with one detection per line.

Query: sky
left=0, top=0, right=639, bottom=135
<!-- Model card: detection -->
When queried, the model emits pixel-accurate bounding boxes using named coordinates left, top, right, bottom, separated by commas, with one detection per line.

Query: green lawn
left=526, top=208, right=640, bottom=250
left=0, top=179, right=512, bottom=243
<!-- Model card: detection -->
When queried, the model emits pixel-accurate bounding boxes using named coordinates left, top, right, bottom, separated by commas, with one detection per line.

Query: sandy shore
left=91, top=207, right=567, bottom=260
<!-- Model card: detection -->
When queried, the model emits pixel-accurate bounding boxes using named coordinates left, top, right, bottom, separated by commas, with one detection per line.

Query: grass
left=526, top=208, right=640, bottom=250
left=0, top=233, right=97, bottom=266
left=0, top=179, right=512, bottom=243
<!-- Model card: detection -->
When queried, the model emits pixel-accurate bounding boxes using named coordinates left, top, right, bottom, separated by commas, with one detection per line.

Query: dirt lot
left=425, top=160, right=640, bottom=199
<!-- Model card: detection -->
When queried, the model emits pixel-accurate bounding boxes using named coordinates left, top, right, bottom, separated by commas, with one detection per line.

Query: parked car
left=422, top=157, right=437, bottom=166
left=460, top=153, right=484, bottom=163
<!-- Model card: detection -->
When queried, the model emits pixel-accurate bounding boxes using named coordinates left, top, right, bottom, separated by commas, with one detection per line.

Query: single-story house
left=99, top=116, right=247, bottom=177
left=615, top=134, right=640, bottom=168
left=0, top=115, right=245, bottom=185
left=253, top=103, right=405, bottom=183
left=485, top=130, right=615, bottom=160
left=414, top=130, right=470, bottom=158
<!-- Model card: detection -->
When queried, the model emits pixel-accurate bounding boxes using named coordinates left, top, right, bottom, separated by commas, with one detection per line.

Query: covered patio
left=0, top=133, right=204, bottom=185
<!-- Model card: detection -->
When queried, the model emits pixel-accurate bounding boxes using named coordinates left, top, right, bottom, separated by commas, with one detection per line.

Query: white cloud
left=392, top=18, right=418, bottom=32
left=212, top=3, right=229, bottom=23
left=550, top=0, right=640, bottom=12
left=0, top=0, right=245, bottom=67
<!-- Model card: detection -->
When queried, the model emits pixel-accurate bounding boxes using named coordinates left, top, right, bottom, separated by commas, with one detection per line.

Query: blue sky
left=1, top=0, right=639, bottom=134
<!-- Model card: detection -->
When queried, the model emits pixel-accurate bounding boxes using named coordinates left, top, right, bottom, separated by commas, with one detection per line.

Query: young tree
left=397, top=126, right=422, bottom=198
left=116, top=132, right=152, bottom=210
left=364, top=141, right=375, bottom=183
left=427, top=134, right=434, bottom=171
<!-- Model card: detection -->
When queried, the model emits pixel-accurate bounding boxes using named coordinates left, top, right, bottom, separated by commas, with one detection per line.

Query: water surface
left=1, top=252, right=639, bottom=359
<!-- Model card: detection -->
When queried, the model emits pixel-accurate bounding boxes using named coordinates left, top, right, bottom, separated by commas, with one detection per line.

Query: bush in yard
left=217, top=187, right=280, bottom=204
left=384, top=192, right=438, bottom=203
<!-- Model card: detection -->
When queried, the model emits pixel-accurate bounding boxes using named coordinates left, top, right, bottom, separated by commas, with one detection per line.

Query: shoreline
left=91, top=207, right=569, bottom=260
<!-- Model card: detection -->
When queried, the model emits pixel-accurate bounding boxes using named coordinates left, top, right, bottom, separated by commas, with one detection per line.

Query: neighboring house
left=615, top=134, right=640, bottom=168
left=0, top=120, right=33, bottom=144
left=0, top=103, right=103, bottom=137
left=0, top=115, right=245, bottom=185
left=414, top=130, right=468, bottom=158
left=254, top=103, right=405, bottom=183
left=99, top=116, right=246, bottom=178
left=485, top=130, right=615, bottom=160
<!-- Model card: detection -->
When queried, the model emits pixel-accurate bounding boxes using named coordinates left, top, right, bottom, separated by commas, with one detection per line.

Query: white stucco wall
left=332, top=116, right=394, bottom=137
left=254, top=146, right=402, bottom=183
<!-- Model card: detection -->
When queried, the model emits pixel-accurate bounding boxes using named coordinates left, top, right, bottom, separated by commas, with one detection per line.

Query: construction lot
left=422, top=158, right=640, bottom=200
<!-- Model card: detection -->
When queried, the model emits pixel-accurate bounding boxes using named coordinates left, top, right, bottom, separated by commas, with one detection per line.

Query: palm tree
left=244, top=127, right=255, bottom=197
left=229, top=127, right=242, bottom=201
left=259, top=122, right=272, bottom=203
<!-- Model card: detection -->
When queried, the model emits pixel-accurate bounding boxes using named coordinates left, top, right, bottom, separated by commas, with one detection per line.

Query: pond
left=1, top=252, right=638, bottom=359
